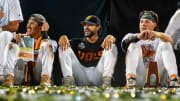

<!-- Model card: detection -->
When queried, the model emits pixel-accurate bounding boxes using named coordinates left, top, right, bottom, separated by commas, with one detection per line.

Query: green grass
left=0, top=86, right=180, bottom=101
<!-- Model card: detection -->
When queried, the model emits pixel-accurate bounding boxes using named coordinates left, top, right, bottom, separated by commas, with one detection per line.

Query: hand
left=101, top=35, right=116, bottom=50
left=138, top=30, right=159, bottom=40
left=14, top=33, right=26, bottom=44
left=41, top=20, right=49, bottom=31
left=138, top=30, right=150, bottom=40
left=148, top=31, right=160, bottom=40
left=58, top=35, right=70, bottom=51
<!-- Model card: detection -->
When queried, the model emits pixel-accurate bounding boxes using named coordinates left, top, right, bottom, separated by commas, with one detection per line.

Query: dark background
left=18, top=0, right=180, bottom=86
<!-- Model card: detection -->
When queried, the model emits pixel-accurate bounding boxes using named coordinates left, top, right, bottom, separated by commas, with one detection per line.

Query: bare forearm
left=159, top=33, right=173, bottom=45
left=2, top=20, right=20, bottom=32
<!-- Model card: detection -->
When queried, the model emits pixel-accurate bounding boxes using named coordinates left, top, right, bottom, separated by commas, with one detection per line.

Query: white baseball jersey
left=165, top=9, right=180, bottom=50
left=0, top=0, right=23, bottom=28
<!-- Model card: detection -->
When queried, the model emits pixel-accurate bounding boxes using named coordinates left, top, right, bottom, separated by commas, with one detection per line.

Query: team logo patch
left=86, top=16, right=92, bottom=20
left=78, top=42, right=86, bottom=49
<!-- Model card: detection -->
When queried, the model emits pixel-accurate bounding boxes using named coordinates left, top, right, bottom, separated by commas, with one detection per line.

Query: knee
left=41, top=42, right=53, bottom=52
left=104, top=44, right=118, bottom=56
left=58, top=47, right=72, bottom=56
left=112, top=44, right=118, bottom=55
left=40, top=42, right=54, bottom=58
left=41, top=42, right=52, bottom=48
left=127, top=43, right=141, bottom=52
left=0, top=31, right=13, bottom=42
left=159, top=42, right=172, bottom=50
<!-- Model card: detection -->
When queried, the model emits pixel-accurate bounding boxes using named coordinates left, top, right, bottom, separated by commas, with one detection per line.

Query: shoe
left=40, top=74, right=51, bottom=86
left=102, top=76, right=112, bottom=88
left=126, top=73, right=136, bottom=87
left=63, top=76, right=76, bottom=86
left=3, top=74, right=14, bottom=87
left=169, top=74, right=180, bottom=87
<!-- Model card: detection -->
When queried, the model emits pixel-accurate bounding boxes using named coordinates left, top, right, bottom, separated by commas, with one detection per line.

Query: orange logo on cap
left=86, top=16, right=92, bottom=20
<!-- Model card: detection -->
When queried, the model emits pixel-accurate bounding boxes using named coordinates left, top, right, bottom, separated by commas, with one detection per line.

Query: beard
left=84, top=30, right=96, bottom=38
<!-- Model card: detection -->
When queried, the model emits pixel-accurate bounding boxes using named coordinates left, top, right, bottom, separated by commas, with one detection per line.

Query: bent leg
left=33, top=41, right=54, bottom=85
left=0, top=31, right=13, bottom=77
left=155, top=42, right=178, bottom=86
left=126, top=43, right=146, bottom=87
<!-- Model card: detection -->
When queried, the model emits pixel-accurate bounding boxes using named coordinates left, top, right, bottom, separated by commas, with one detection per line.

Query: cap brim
left=80, top=21, right=97, bottom=25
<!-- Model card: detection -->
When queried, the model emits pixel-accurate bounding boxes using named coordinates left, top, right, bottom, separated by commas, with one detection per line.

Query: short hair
left=139, top=10, right=159, bottom=31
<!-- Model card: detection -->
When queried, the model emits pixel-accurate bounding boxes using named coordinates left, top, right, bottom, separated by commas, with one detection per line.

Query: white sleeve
left=8, top=0, right=23, bottom=22
left=165, top=9, right=180, bottom=36
left=165, top=9, right=180, bottom=50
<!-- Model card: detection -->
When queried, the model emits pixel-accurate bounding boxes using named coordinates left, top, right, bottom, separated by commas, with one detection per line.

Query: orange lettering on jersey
left=78, top=50, right=104, bottom=61
left=93, top=53, right=99, bottom=60
left=85, top=52, right=93, bottom=61
left=78, top=50, right=85, bottom=60
left=98, top=50, right=103, bottom=57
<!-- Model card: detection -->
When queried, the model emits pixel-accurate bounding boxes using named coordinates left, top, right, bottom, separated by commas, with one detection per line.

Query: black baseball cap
left=81, top=15, right=101, bottom=26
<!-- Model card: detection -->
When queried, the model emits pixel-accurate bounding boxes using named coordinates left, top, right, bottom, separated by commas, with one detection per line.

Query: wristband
left=158, top=32, right=163, bottom=38
left=128, top=35, right=139, bottom=42
left=42, top=31, right=48, bottom=39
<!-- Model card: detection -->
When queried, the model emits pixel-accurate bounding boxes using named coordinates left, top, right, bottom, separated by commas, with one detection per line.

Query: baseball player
left=0, top=0, right=23, bottom=83
left=165, top=1, right=180, bottom=51
left=121, top=10, right=180, bottom=87
left=59, top=15, right=117, bottom=87
left=2, top=14, right=57, bottom=86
